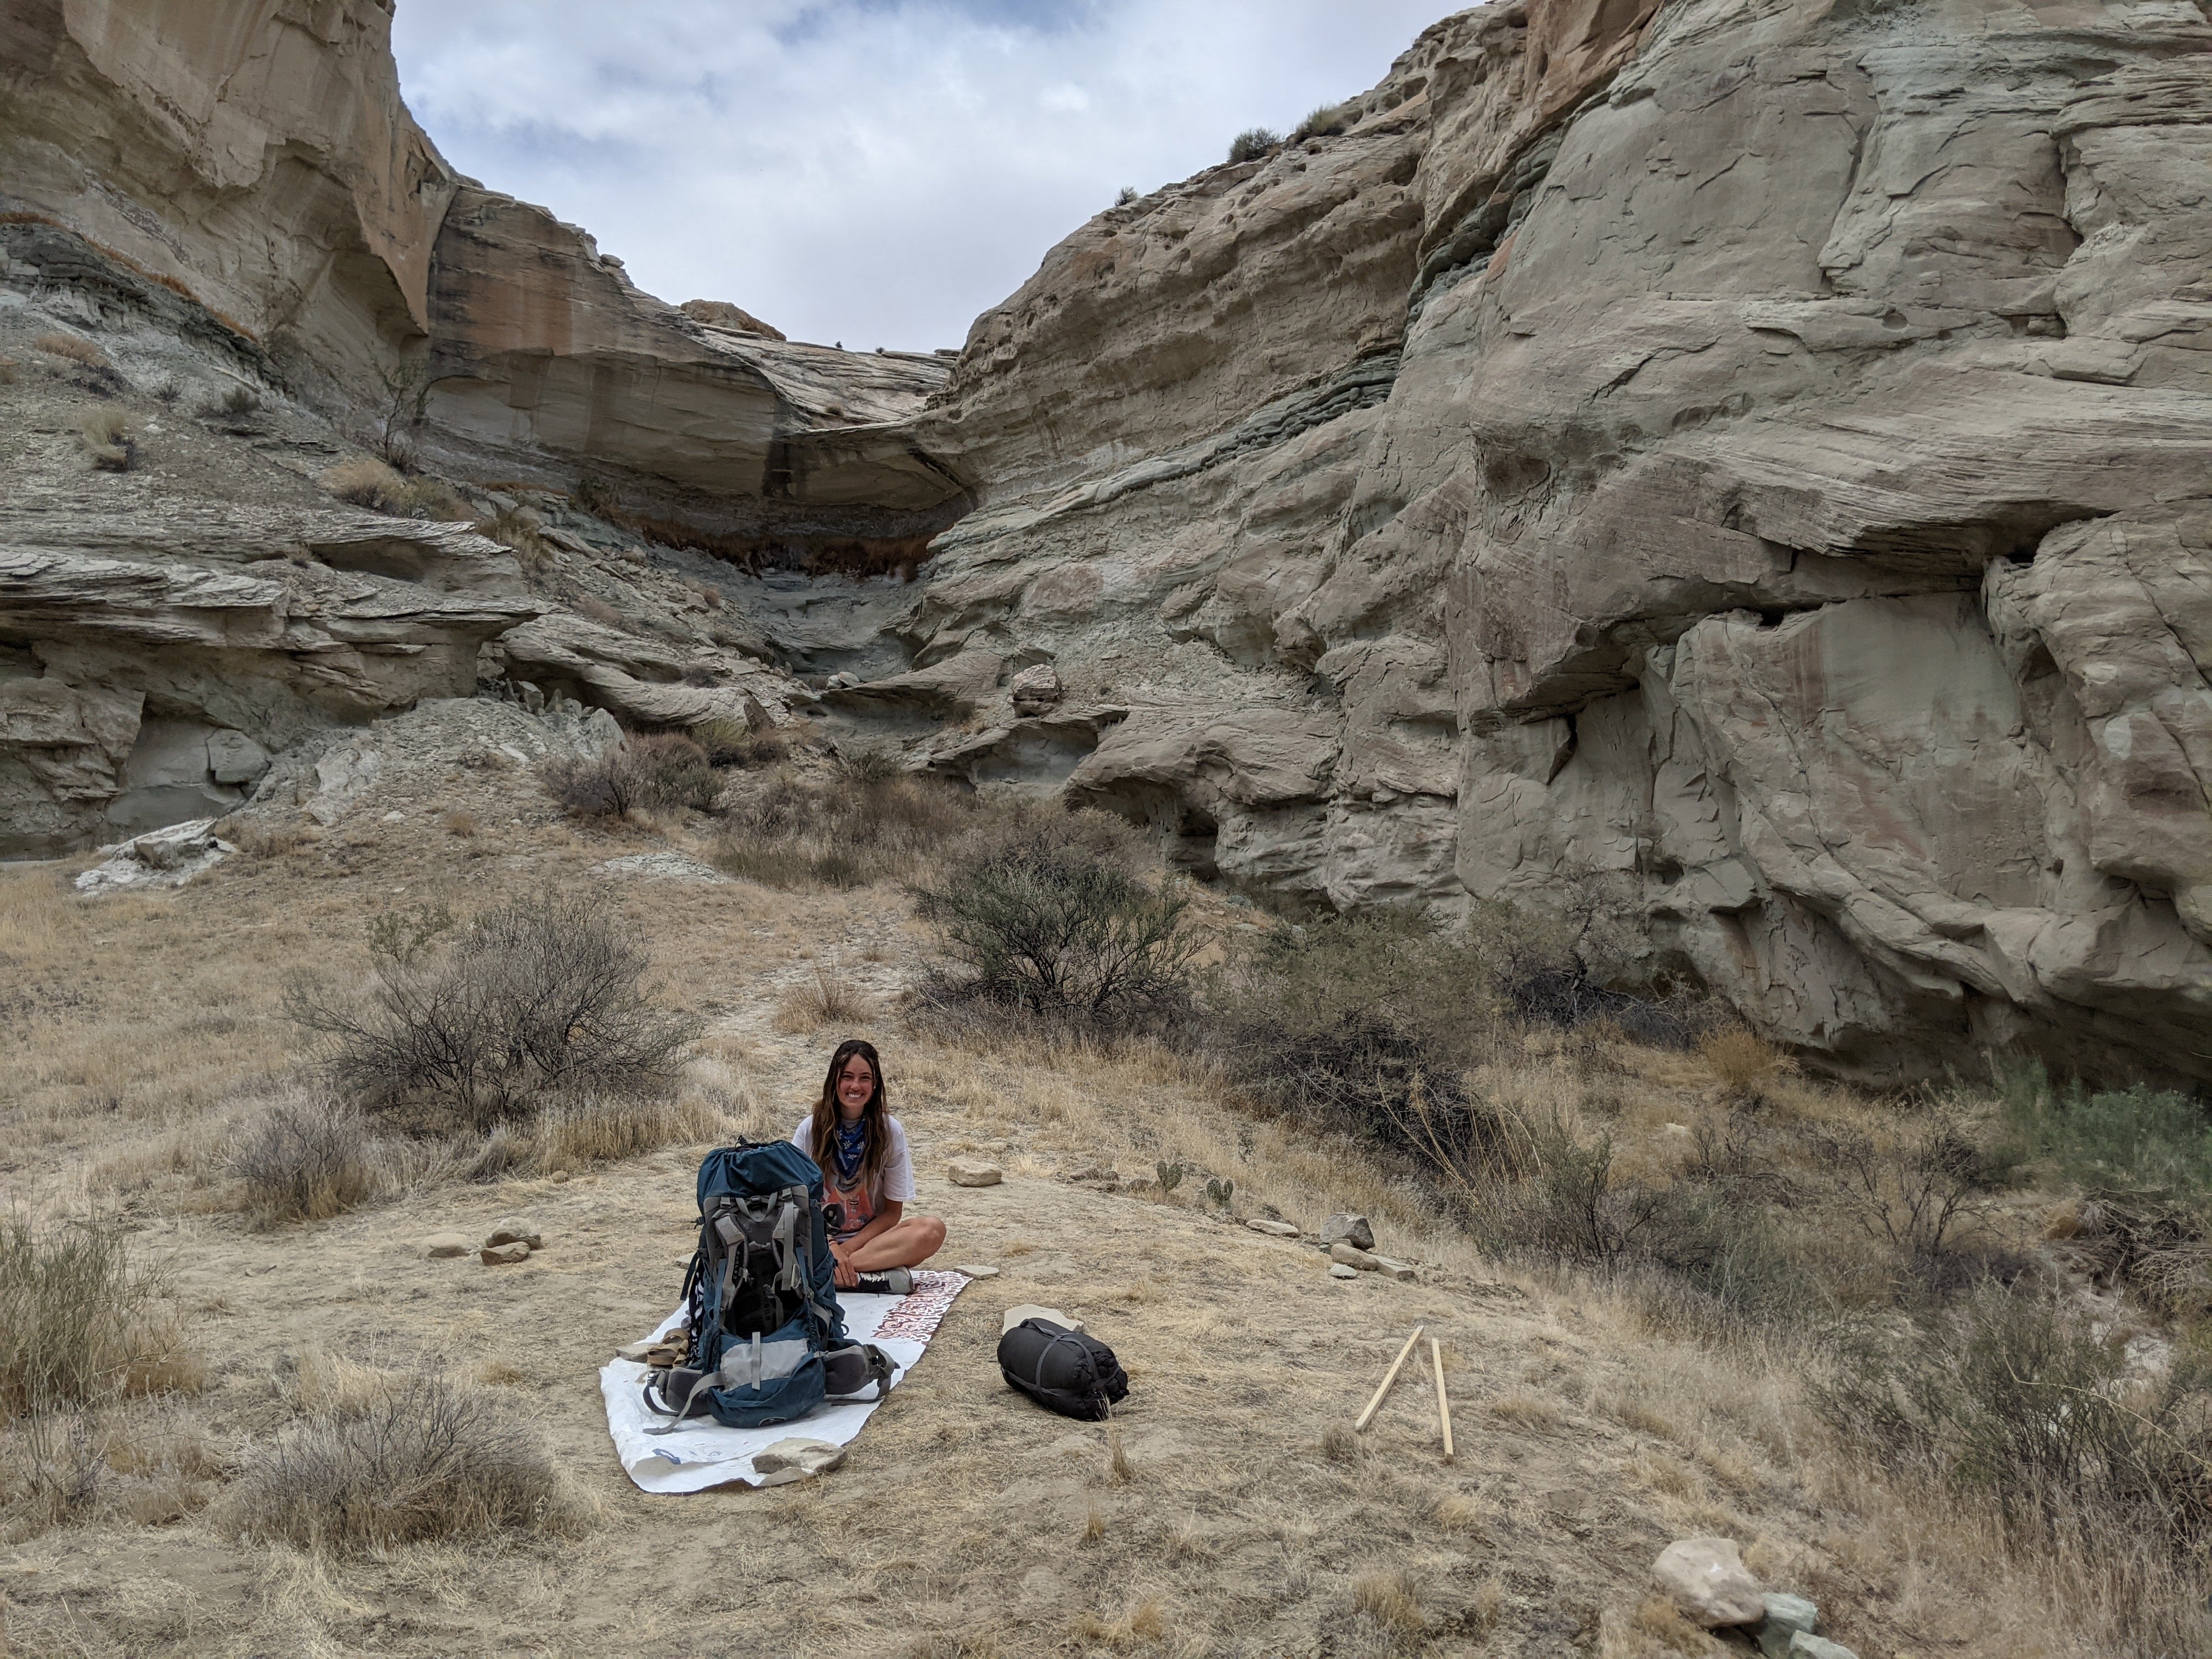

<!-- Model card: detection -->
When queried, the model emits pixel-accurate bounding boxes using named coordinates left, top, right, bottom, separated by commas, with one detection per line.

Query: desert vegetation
left=4, top=716, right=2207, bottom=1656
left=319, top=455, right=471, bottom=520
left=75, top=405, right=138, bottom=470
left=1226, top=127, right=1280, bottom=163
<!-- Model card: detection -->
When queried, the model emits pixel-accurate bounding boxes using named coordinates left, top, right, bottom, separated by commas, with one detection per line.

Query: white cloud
left=391, top=0, right=1453, bottom=352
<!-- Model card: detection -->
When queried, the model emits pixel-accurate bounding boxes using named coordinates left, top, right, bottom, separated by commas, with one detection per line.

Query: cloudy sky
left=391, top=1, right=1453, bottom=353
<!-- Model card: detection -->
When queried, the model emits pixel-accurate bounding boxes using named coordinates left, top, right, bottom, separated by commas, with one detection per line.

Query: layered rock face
left=901, top=0, right=2212, bottom=1082
left=0, top=0, right=455, bottom=404
left=421, top=184, right=969, bottom=547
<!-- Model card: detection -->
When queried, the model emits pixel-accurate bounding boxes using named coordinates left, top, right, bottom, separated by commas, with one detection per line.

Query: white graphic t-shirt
left=791, top=1114, right=916, bottom=1240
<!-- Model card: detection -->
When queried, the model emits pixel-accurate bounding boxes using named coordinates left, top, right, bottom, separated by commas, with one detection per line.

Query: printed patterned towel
left=600, top=1268, right=970, bottom=1494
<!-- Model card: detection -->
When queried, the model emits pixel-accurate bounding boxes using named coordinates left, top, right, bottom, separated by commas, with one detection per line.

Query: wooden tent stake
left=1430, top=1337, right=1454, bottom=1461
left=1355, top=1325, right=1425, bottom=1432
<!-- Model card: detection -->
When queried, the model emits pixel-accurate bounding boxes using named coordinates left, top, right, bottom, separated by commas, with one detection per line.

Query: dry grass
left=774, top=965, right=876, bottom=1033
left=1351, top=1567, right=1425, bottom=1634
left=318, top=457, right=469, bottom=520
left=76, top=405, right=137, bottom=470
left=228, top=1375, right=577, bottom=1553
left=33, top=331, right=105, bottom=365
left=0, top=1220, right=200, bottom=1420
left=531, top=1090, right=721, bottom=1171
left=229, top=1094, right=374, bottom=1228
left=1697, top=1028, right=1785, bottom=1097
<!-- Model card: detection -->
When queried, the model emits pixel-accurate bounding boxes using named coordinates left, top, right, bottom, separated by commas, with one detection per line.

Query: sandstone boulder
left=1321, top=1214, right=1375, bottom=1252
left=947, top=1160, right=1003, bottom=1188
left=1653, top=1538, right=1764, bottom=1628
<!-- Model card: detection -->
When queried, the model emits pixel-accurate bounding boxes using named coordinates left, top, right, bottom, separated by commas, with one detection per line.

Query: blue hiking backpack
left=642, top=1140, right=894, bottom=1431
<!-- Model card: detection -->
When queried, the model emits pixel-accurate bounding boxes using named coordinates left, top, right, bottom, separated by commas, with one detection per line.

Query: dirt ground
left=0, top=727, right=2095, bottom=1659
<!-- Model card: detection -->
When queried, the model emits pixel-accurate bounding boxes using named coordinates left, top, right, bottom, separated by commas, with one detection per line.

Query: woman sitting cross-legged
left=792, top=1037, right=946, bottom=1295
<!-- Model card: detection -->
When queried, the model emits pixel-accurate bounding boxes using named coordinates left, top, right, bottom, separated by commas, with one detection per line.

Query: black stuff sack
left=997, top=1318, right=1128, bottom=1421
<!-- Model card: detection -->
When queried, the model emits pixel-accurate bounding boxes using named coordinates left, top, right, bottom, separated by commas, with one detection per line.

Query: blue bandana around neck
left=831, top=1115, right=868, bottom=1184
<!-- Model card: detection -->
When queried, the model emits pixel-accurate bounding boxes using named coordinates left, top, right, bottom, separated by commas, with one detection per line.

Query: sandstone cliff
left=896, top=0, right=2212, bottom=1083
left=2, top=0, right=2207, bottom=1084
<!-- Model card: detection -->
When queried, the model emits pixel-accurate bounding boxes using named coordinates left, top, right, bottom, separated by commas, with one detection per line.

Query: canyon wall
left=2, top=0, right=2208, bottom=1081
left=900, top=0, right=2212, bottom=1082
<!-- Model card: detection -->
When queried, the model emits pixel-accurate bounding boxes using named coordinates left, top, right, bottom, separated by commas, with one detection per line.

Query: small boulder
left=1367, top=1253, right=1418, bottom=1283
left=752, top=1437, right=847, bottom=1481
left=1787, top=1638, right=1856, bottom=1659
left=1330, top=1242, right=1379, bottom=1269
left=1329, top=1262, right=1360, bottom=1279
left=947, top=1159, right=1003, bottom=1188
left=1320, top=1213, right=1374, bottom=1251
left=484, top=1217, right=542, bottom=1250
left=1246, top=1218, right=1301, bottom=1238
left=1008, top=662, right=1064, bottom=715
left=1758, top=1594, right=1820, bottom=1658
left=481, top=1240, right=531, bottom=1266
left=421, top=1232, right=472, bottom=1260
left=1003, top=1304, right=1082, bottom=1335
left=954, top=1263, right=1001, bottom=1279
left=1653, top=1537, right=1764, bottom=1628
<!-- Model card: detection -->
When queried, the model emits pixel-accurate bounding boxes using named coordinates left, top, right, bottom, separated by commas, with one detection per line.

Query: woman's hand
left=828, top=1241, right=859, bottom=1289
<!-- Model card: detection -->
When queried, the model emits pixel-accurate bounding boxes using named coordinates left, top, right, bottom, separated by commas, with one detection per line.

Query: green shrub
left=1816, top=1284, right=2212, bottom=1649
left=1468, top=1119, right=1807, bottom=1334
left=1227, top=127, right=1281, bottom=164
left=911, top=832, right=1195, bottom=1032
left=542, top=733, right=719, bottom=817
left=286, top=890, right=703, bottom=1131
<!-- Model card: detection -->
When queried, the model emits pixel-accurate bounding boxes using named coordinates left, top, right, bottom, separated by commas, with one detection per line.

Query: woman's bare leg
left=844, top=1215, right=945, bottom=1273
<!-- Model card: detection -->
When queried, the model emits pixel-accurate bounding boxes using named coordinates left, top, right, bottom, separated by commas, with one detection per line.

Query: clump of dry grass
left=228, top=1376, right=577, bottom=1553
left=227, top=818, right=304, bottom=858
left=229, top=1094, right=374, bottom=1228
left=1697, top=1028, right=1785, bottom=1097
left=774, top=965, right=876, bottom=1034
left=76, top=406, right=138, bottom=471
left=575, top=594, right=622, bottom=625
left=532, top=1091, right=720, bottom=1170
left=318, top=457, right=469, bottom=520
left=693, top=716, right=786, bottom=769
left=710, top=759, right=989, bottom=890
left=1351, top=1567, right=1425, bottom=1635
left=476, top=504, right=549, bottom=567
left=33, top=331, right=105, bottom=366
left=0, top=1220, right=199, bottom=1422
left=0, top=356, right=19, bottom=385
left=444, top=809, right=480, bottom=837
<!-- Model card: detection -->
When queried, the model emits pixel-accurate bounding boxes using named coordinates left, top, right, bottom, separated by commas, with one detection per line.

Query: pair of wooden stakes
left=1354, top=1323, right=1453, bottom=1459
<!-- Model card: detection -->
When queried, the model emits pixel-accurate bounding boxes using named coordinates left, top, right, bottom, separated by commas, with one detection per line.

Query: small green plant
left=1205, top=1177, right=1234, bottom=1207
left=368, top=901, right=458, bottom=967
left=1227, top=127, right=1281, bottom=165
left=1156, top=1160, right=1185, bottom=1193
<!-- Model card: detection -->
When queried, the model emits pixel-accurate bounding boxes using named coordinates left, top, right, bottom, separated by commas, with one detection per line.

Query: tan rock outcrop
left=897, top=0, right=2212, bottom=1080
left=0, top=505, right=538, bottom=854
left=0, top=0, right=457, bottom=400
left=422, top=184, right=964, bottom=538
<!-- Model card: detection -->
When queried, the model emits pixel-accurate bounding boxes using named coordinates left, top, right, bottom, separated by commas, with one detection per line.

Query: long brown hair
left=806, top=1038, right=889, bottom=1195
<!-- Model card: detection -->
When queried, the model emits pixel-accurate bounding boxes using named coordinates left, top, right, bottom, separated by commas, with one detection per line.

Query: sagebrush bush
left=0, top=1221, right=195, bottom=1420
left=1818, top=1284, right=2212, bottom=1651
left=286, top=891, right=703, bottom=1130
left=693, top=716, right=785, bottom=769
left=910, top=831, right=1195, bottom=1034
left=709, top=761, right=979, bottom=889
left=542, top=733, right=719, bottom=817
left=230, top=1095, right=375, bottom=1228
left=230, top=1376, right=572, bottom=1552
left=1228, top=127, right=1281, bottom=163
left=1214, top=907, right=1573, bottom=1181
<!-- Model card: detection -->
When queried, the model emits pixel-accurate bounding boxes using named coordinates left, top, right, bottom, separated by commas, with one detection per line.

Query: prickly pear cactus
left=1205, top=1177, right=1235, bottom=1206
left=1156, top=1160, right=1186, bottom=1192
